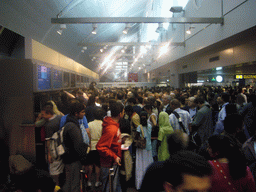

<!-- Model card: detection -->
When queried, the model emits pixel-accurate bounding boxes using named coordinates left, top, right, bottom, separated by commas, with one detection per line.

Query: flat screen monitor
left=63, top=72, right=70, bottom=88
left=37, top=65, right=51, bottom=90
left=76, top=75, right=81, bottom=87
left=53, top=69, right=62, bottom=89
left=76, top=75, right=81, bottom=83
left=71, top=73, right=75, bottom=87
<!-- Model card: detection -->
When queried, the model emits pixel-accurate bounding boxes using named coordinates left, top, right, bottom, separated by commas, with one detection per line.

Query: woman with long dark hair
left=135, top=111, right=153, bottom=190
left=208, top=135, right=256, bottom=191
left=143, top=104, right=158, bottom=161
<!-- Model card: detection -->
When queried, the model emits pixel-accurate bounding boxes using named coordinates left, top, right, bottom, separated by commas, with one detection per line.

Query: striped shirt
left=169, top=108, right=192, bottom=135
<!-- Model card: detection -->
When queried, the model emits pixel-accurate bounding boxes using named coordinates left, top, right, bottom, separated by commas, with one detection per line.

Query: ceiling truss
left=51, top=17, right=224, bottom=24
left=78, top=42, right=185, bottom=47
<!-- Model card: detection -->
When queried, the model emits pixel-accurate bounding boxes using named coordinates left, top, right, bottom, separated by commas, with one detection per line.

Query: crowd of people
left=7, top=83, right=256, bottom=192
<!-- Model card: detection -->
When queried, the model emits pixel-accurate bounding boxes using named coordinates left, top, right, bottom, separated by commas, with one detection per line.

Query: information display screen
left=76, top=75, right=81, bottom=83
left=63, top=72, right=70, bottom=88
left=71, top=73, right=76, bottom=87
left=76, top=75, right=81, bottom=87
left=37, top=65, right=51, bottom=90
left=81, top=76, right=85, bottom=83
left=53, top=69, right=62, bottom=89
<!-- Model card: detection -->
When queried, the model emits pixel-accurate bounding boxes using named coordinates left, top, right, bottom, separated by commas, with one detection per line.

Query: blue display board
left=71, top=73, right=75, bottom=87
left=63, top=72, right=69, bottom=88
left=37, top=65, right=51, bottom=90
left=53, top=69, right=62, bottom=89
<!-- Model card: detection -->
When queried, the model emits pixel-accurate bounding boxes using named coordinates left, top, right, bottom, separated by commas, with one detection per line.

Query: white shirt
left=163, top=104, right=169, bottom=112
left=88, top=120, right=103, bottom=150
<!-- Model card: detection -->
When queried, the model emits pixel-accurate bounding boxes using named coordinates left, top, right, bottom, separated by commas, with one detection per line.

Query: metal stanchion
left=109, top=168, right=114, bottom=192
left=80, top=169, right=86, bottom=192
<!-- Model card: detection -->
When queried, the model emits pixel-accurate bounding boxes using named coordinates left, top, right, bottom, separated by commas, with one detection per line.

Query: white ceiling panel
left=0, top=0, right=190, bottom=80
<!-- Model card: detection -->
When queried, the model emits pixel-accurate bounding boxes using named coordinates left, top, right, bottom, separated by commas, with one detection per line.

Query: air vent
left=209, top=56, right=220, bottom=62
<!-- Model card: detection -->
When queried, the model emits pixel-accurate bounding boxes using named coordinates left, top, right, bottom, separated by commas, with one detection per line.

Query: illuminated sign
left=235, top=75, right=243, bottom=79
left=216, top=76, right=223, bottom=82
left=209, top=75, right=224, bottom=82
left=244, top=75, right=256, bottom=79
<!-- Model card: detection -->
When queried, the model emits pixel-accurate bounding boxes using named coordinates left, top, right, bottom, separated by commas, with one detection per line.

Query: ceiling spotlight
left=121, top=49, right=125, bottom=53
left=57, top=24, right=66, bottom=35
left=186, top=26, right=195, bottom=34
left=92, top=24, right=97, bottom=34
left=156, top=23, right=164, bottom=33
left=100, top=49, right=103, bottom=52
left=123, top=23, right=131, bottom=34
left=170, top=6, right=184, bottom=13
left=186, top=29, right=191, bottom=34
left=57, top=29, right=62, bottom=35
left=82, top=46, right=87, bottom=50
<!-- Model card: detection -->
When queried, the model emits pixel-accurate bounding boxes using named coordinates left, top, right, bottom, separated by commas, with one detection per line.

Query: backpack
left=48, top=126, right=66, bottom=161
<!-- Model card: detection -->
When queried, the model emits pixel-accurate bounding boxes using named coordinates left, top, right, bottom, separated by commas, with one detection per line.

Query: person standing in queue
left=61, top=102, right=88, bottom=192
left=96, top=101, right=124, bottom=192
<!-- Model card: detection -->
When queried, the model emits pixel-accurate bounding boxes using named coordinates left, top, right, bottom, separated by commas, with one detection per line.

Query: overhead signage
left=209, top=75, right=224, bottom=82
left=235, top=75, right=243, bottom=79
left=244, top=75, right=256, bottom=79
left=216, top=75, right=223, bottom=82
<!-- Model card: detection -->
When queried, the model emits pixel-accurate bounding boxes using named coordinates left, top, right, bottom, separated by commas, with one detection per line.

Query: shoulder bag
left=134, top=125, right=146, bottom=149
left=172, top=111, right=201, bottom=148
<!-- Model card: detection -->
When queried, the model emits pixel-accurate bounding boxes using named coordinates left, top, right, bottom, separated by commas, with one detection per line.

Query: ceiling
left=1, top=0, right=192, bottom=81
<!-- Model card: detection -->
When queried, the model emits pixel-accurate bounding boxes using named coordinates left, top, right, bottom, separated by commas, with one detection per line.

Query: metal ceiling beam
left=52, top=17, right=224, bottom=24
left=116, top=60, right=150, bottom=62
left=90, top=53, right=139, bottom=57
left=78, top=42, right=185, bottom=47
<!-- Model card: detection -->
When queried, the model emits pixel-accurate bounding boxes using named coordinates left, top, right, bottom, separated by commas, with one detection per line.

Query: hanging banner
left=128, top=73, right=138, bottom=82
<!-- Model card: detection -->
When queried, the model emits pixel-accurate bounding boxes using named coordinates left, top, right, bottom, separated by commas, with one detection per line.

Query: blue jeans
left=151, top=139, right=158, bottom=159
left=101, top=165, right=122, bottom=192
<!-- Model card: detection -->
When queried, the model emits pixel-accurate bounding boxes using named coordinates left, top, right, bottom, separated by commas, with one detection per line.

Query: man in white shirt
left=162, top=94, right=172, bottom=115
left=188, top=97, right=197, bottom=119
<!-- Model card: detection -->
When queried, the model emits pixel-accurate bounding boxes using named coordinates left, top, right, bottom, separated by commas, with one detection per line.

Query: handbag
left=134, top=125, right=146, bottom=149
